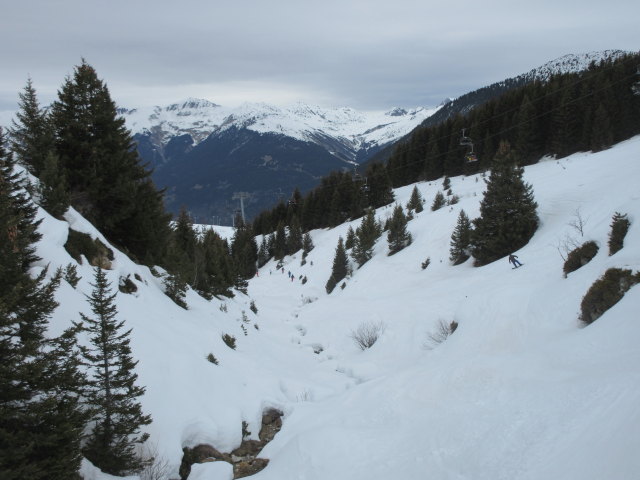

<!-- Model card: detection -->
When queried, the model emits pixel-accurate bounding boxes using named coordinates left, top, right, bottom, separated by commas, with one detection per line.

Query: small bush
left=250, top=300, right=258, bottom=315
left=206, top=353, right=219, bottom=365
left=222, top=333, right=237, bottom=350
left=350, top=321, right=386, bottom=350
left=425, top=320, right=459, bottom=349
left=64, top=229, right=114, bottom=268
left=580, top=268, right=640, bottom=325
left=421, top=257, right=431, bottom=270
left=242, top=421, right=251, bottom=439
left=119, top=275, right=138, bottom=294
left=608, top=212, right=630, bottom=255
left=563, top=241, right=599, bottom=275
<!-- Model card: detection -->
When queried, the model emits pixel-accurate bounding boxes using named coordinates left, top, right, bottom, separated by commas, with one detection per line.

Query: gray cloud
left=1, top=0, right=638, bottom=113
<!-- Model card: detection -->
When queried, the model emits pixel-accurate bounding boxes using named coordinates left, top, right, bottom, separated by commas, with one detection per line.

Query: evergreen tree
left=50, top=60, right=170, bottom=265
left=590, top=102, right=614, bottom=152
left=286, top=215, right=303, bottom=254
left=0, top=131, right=85, bottom=480
left=387, top=205, right=412, bottom=255
left=172, top=207, right=198, bottom=284
left=301, top=232, right=314, bottom=265
left=79, top=267, right=151, bottom=476
left=257, top=236, right=270, bottom=268
left=230, top=218, right=258, bottom=282
left=470, top=141, right=539, bottom=266
left=345, top=225, right=356, bottom=250
left=406, top=185, right=424, bottom=213
left=38, top=151, right=69, bottom=218
left=365, top=162, right=394, bottom=208
left=352, top=209, right=382, bottom=267
left=514, top=94, right=539, bottom=164
left=201, top=230, right=235, bottom=298
left=325, top=237, right=349, bottom=294
left=431, top=191, right=446, bottom=211
left=449, top=209, right=472, bottom=265
left=9, top=78, right=54, bottom=176
left=273, top=221, right=287, bottom=260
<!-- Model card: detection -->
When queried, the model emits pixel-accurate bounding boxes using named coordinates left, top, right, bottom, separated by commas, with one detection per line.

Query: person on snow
left=508, top=253, right=522, bottom=268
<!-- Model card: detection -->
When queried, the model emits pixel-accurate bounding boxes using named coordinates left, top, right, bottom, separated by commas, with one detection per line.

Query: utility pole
left=232, top=192, right=250, bottom=224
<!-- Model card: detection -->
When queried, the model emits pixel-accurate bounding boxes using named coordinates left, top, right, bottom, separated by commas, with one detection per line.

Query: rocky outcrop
left=179, top=408, right=283, bottom=479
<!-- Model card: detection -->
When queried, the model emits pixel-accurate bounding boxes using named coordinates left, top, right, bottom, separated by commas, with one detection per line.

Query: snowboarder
left=508, top=253, right=523, bottom=268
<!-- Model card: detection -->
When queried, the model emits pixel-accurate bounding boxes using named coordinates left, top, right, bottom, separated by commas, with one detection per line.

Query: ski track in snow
left=34, top=136, right=640, bottom=480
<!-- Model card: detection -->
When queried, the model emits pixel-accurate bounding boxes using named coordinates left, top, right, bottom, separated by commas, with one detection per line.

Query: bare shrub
left=137, top=442, right=172, bottom=480
left=425, top=320, right=458, bottom=349
left=350, top=321, right=386, bottom=350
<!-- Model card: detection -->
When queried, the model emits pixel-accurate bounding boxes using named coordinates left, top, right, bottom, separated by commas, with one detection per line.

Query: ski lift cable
left=254, top=58, right=640, bottom=210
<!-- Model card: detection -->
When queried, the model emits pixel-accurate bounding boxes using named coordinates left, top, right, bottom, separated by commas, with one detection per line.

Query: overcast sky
left=1, top=0, right=638, bottom=113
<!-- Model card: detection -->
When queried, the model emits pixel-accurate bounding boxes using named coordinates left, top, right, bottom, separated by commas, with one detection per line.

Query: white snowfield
left=36, top=136, right=640, bottom=480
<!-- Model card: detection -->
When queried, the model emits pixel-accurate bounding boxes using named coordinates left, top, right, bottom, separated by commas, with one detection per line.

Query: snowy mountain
left=418, top=50, right=631, bottom=130
left=31, top=134, right=640, bottom=480
left=123, top=100, right=439, bottom=164
left=122, top=100, right=438, bottom=222
left=126, top=50, right=631, bottom=222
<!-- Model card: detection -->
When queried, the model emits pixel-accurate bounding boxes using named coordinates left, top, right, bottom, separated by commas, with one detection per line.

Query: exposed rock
left=234, top=458, right=270, bottom=479
left=231, top=439, right=262, bottom=460
left=180, top=409, right=283, bottom=479
left=259, top=408, right=283, bottom=444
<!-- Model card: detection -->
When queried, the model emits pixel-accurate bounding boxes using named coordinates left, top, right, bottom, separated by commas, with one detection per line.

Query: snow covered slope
left=37, top=136, right=640, bottom=479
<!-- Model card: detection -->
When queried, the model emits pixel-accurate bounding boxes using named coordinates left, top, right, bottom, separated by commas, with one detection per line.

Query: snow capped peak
left=122, top=99, right=440, bottom=160
left=386, top=107, right=408, bottom=117
left=165, top=97, right=220, bottom=111
left=525, top=50, right=631, bottom=82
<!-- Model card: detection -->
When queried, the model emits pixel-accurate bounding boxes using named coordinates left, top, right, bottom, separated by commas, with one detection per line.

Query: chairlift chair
left=460, top=128, right=479, bottom=163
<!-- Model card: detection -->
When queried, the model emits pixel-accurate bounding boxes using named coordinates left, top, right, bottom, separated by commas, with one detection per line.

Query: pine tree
left=514, top=94, right=539, bottom=164
left=257, top=236, right=270, bottom=268
left=201, top=230, right=235, bottom=298
left=449, top=209, right=472, bottom=265
left=273, top=221, right=287, bottom=260
left=365, top=162, right=394, bottom=208
left=352, top=209, right=382, bottom=267
left=38, top=151, right=70, bottom=218
left=471, top=141, right=539, bottom=266
left=345, top=226, right=356, bottom=250
left=406, top=185, right=424, bottom=213
left=301, top=232, right=314, bottom=265
left=431, top=191, right=446, bottom=211
left=387, top=205, right=412, bottom=255
left=326, top=237, right=349, bottom=294
left=230, top=218, right=258, bottom=281
left=0, top=130, right=85, bottom=480
left=286, top=215, right=303, bottom=254
left=79, top=267, right=152, bottom=476
left=50, top=60, right=170, bottom=265
left=9, top=78, right=54, bottom=176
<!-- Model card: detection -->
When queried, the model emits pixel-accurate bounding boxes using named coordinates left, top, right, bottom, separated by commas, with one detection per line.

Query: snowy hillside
left=122, top=99, right=439, bottom=161
left=520, top=50, right=630, bottom=82
left=38, top=136, right=640, bottom=479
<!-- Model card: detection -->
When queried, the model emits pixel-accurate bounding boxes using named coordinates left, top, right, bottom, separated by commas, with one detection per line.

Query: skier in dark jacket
left=508, top=253, right=522, bottom=268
